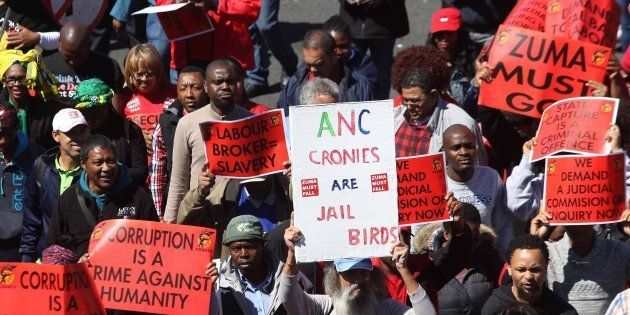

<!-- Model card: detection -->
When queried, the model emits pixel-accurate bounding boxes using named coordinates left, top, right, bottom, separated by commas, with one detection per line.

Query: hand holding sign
left=605, top=124, right=622, bottom=152
left=530, top=208, right=553, bottom=239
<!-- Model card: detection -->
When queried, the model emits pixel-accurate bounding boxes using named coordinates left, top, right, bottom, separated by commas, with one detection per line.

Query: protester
left=214, top=215, right=311, bottom=313
left=0, top=0, right=59, bottom=51
left=0, top=49, right=64, bottom=149
left=338, top=0, right=409, bottom=99
left=394, top=68, right=487, bottom=165
left=481, top=234, right=577, bottom=314
left=427, top=8, right=476, bottom=104
left=415, top=204, right=504, bottom=314
left=19, top=109, right=88, bottom=262
left=46, top=134, right=158, bottom=257
left=530, top=210, right=630, bottom=314
left=323, top=15, right=379, bottom=93
left=299, top=77, right=340, bottom=105
left=377, top=192, right=473, bottom=307
left=44, top=22, right=124, bottom=105
left=163, top=59, right=253, bottom=223
left=278, top=29, right=373, bottom=113
left=151, top=65, right=208, bottom=218
left=73, top=78, right=148, bottom=185
left=0, top=105, right=44, bottom=261
left=391, top=46, right=454, bottom=105
left=121, top=43, right=176, bottom=155
left=224, top=57, right=270, bottom=115
left=282, top=227, right=437, bottom=314
left=157, top=0, right=261, bottom=82
left=443, top=124, right=513, bottom=254
left=245, top=0, right=298, bottom=97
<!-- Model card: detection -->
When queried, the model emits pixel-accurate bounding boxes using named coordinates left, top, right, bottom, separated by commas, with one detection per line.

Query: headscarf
left=0, top=49, right=59, bottom=101
left=73, top=78, right=114, bottom=109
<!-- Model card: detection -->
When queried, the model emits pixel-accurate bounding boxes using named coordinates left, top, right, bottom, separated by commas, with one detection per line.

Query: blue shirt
left=236, top=187, right=278, bottom=232
left=237, top=268, right=273, bottom=315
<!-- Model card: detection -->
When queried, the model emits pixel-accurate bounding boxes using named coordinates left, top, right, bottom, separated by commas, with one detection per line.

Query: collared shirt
left=395, top=116, right=431, bottom=157
left=55, top=156, right=81, bottom=194
left=236, top=268, right=273, bottom=315
left=150, top=123, right=167, bottom=217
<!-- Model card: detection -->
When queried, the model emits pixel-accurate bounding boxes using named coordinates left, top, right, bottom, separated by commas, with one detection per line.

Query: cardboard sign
left=396, top=153, right=450, bottom=225
left=133, top=3, right=215, bottom=41
left=503, top=0, right=547, bottom=31
left=45, top=0, right=108, bottom=31
left=0, top=263, right=105, bottom=314
left=545, top=0, right=621, bottom=48
left=290, top=101, right=399, bottom=262
left=199, top=109, right=289, bottom=179
left=544, top=153, right=626, bottom=225
left=479, top=25, right=611, bottom=118
left=87, top=220, right=216, bottom=314
left=531, top=97, right=619, bottom=162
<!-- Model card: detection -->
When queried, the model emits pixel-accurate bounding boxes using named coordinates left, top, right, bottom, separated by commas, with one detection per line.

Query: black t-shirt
left=481, top=285, right=577, bottom=315
left=44, top=50, right=124, bottom=104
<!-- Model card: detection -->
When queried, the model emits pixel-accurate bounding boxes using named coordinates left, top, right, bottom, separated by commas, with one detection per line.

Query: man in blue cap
left=279, top=227, right=437, bottom=314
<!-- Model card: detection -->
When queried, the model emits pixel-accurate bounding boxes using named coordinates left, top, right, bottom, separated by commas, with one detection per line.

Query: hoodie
left=481, top=285, right=576, bottom=315
left=0, top=132, right=44, bottom=240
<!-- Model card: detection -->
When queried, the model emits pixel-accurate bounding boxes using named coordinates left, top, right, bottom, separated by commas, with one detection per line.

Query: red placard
left=479, top=25, right=611, bottom=118
left=503, top=0, right=547, bottom=31
left=531, top=97, right=618, bottom=162
left=87, top=220, right=216, bottom=314
left=396, top=153, right=450, bottom=225
left=200, top=109, right=289, bottom=179
left=544, top=153, right=626, bottom=225
left=545, top=0, right=621, bottom=48
left=0, top=263, right=105, bottom=315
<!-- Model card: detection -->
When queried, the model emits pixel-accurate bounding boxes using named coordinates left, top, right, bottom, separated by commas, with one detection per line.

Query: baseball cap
left=430, top=8, right=461, bottom=34
left=53, top=108, right=88, bottom=132
left=334, top=258, right=373, bottom=272
left=222, top=215, right=265, bottom=245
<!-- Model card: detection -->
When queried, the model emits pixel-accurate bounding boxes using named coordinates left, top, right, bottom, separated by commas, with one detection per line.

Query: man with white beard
left=279, top=227, right=437, bottom=315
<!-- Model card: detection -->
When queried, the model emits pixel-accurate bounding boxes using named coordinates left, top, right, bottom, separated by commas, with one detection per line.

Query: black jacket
left=91, top=112, right=148, bottom=185
left=481, top=285, right=577, bottom=315
left=441, top=0, right=516, bottom=35
left=338, top=0, right=409, bottom=39
left=156, top=99, right=185, bottom=203
left=46, top=181, right=158, bottom=256
left=19, top=148, right=81, bottom=261
left=278, top=63, right=373, bottom=113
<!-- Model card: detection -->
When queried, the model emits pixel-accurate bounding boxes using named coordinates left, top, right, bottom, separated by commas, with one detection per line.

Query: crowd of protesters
left=0, top=0, right=629, bottom=314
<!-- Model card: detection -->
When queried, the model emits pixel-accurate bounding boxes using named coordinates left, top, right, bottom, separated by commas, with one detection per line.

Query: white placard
left=289, top=100, right=399, bottom=262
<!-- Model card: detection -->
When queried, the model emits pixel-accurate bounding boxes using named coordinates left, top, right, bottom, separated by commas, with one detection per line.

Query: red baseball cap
left=430, top=8, right=462, bottom=34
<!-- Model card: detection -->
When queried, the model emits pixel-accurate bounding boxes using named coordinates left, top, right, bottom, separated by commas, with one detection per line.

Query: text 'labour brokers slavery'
left=92, top=226, right=210, bottom=309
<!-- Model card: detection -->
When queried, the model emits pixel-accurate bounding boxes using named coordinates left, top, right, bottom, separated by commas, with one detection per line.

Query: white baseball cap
left=52, top=108, right=88, bottom=132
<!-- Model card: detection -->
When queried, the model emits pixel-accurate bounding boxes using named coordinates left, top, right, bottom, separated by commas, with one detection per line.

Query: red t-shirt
left=122, top=85, right=177, bottom=133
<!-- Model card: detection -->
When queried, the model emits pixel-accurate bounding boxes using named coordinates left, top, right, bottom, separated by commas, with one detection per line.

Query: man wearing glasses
left=394, top=67, right=486, bottom=164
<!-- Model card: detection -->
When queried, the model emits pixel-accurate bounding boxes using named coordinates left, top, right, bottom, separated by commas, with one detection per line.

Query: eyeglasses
left=133, top=71, right=156, bottom=80
left=403, top=93, right=429, bottom=106
left=3, top=76, right=27, bottom=86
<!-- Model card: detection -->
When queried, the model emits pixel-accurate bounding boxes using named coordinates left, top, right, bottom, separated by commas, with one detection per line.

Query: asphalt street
left=110, top=0, right=440, bottom=107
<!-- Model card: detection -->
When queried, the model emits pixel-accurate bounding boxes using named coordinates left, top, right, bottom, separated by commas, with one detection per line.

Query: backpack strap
left=34, top=158, right=48, bottom=189
left=75, top=184, right=97, bottom=228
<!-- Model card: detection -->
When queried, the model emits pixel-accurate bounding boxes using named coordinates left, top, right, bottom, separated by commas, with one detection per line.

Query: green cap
left=73, top=78, right=114, bottom=109
left=222, top=215, right=264, bottom=245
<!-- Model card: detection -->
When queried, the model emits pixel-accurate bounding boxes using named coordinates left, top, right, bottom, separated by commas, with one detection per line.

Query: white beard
left=332, top=283, right=378, bottom=315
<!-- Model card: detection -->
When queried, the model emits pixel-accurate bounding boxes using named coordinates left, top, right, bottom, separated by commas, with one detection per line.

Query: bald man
left=44, top=22, right=124, bottom=105
left=442, top=124, right=516, bottom=256
left=163, top=58, right=254, bottom=224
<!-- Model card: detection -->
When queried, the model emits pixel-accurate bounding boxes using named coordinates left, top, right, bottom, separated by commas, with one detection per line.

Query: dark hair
left=303, top=29, right=336, bottom=55
left=179, top=65, right=206, bottom=79
left=0, top=103, right=18, bottom=130
left=401, top=68, right=438, bottom=93
left=443, top=203, right=480, bottom=231
left=80, top=134, right=117, bottom=162
left=323, top=15, right=351, bottom=36
left=391, top=46, right=451, bottom=92
left=506, top=234, right=549, bottom=264
left=221, top=57, right=244, bottom=79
